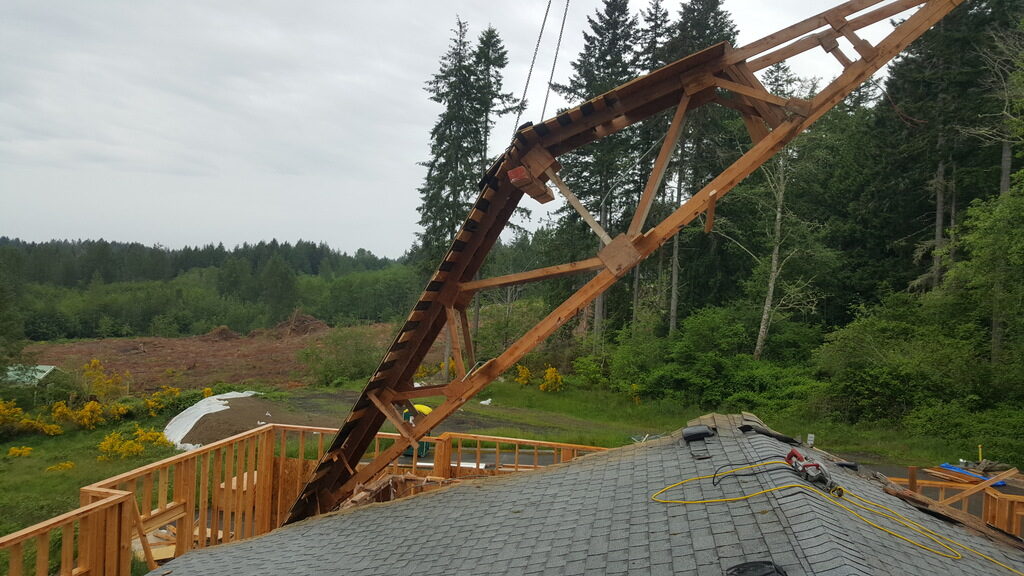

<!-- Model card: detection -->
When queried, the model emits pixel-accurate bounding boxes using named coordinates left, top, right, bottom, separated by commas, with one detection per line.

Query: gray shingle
left=151, top=420, right=1024, bottom=576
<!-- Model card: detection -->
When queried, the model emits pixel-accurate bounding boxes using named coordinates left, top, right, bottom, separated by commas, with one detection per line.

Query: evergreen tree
left=258, top=254, right=298, bottom=323
left=664, top=0, right=739, bottom=332
left=472, top=26, right=517, bottom=172
left=414, top=19, right=514, bottom=271
left=550, top=0, right=640, bottom=339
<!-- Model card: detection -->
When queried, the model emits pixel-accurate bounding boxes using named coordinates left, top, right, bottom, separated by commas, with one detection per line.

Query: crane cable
left=540, top=0, right=571, bottom=120
left=511, top=0, right=553, bottom=136
left=652, top=461, right=1024, bottom=575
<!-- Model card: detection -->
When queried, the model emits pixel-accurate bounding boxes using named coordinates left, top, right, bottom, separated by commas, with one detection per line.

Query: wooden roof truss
left=286, top=0, right=963, bottom=523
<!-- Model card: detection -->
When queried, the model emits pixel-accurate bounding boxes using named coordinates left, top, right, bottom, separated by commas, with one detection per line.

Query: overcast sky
left=0, top=1, right=913, bottom=258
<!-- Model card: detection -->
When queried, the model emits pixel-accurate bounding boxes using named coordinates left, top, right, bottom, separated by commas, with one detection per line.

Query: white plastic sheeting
left=163, top=391, right=257, bottom=450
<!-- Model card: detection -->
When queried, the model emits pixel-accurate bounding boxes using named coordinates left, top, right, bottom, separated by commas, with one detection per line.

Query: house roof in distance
left=152, top=413, right=1024, bottom=576
left=3, top=365, right=58, bottom=386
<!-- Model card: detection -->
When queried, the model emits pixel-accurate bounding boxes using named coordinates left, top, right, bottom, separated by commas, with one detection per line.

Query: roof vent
left=682, top=424, right=715, bottom=443
left=725, top=561, right=788, bottom=576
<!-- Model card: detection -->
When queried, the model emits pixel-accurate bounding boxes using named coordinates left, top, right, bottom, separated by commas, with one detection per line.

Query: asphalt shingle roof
left=153, top=418, right=1024, bottom=575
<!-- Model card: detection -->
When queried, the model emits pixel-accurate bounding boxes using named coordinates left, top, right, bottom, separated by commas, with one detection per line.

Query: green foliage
left=300, top=326, right=387, bottom=386
left=904, top=401, right=1024, bottom=466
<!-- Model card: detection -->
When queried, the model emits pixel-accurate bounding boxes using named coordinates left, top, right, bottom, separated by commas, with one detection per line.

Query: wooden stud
left=34, top=534, right=48, bottom=576
left=197, top=453, right=209, bottom=548
left=133, top=499, right=157, bottom=570
left=60, top=524, right=73, bottom=576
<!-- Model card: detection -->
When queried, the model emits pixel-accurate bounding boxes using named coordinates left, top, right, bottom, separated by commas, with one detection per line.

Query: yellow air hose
left=652, top=461, right=1024, bottom=575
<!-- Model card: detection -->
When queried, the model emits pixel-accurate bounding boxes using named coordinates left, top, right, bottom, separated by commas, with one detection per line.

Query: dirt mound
left=197, top=325, right=240, bottom=342
left=272, top=312, right=330, bottom=338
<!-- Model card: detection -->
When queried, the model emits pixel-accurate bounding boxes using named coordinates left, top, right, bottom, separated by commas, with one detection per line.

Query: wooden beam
left=459, top=257, right=605, bottom=293
left=390, top=384, right=453, bottom=401
left=704, top=190, right=719, bottom=234
left=714, top=76, right=789, bottom=108
left=724, top=61, right=787, bottom=128
left=627, top=91, right=691, bottom=237
left=740, top=113, right=770, bottom=143
left=941, top=468, right=1018, bottom=506
left=747, top=0, right=927, bottom=71
left=366, top=390, right=418, bottom=449
left=458, top=307, right=475, bottom=367
left=725, top=0, right=889, bottom=65
left=545, top=168, right=613, bottom=245
left=445, top=307, right=466, bottom=380
left=825, top=13, right=878, bottom=61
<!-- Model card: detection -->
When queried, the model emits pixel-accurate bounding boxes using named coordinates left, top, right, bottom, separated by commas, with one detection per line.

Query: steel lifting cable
left=652, top=461, right=1024, bottom=575
left=540, top=0, right=571, bottom=120
left=512, top=0, right=553, bottom=137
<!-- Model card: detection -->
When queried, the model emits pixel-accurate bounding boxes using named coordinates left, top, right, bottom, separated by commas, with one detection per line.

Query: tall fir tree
left=414, top=19, right=514, bottom=272
left=665, top=0, right=739, bottom=332
left=550, top=0, right=640, bottom=339
left=472, top=26, right=517, bottom=173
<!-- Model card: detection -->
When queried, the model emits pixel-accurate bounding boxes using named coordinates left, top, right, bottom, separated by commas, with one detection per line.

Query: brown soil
left=176, top=389, right=552, bottom=447
left=180, top=394, right=357, bottom=445
left=24, top=323, right=398, bottom=394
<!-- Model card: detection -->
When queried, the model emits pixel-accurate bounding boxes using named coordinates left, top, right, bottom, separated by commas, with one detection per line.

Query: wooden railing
left=0, top=424, right=603, bottom=575
left=889, top=466, right=1024, bottom=537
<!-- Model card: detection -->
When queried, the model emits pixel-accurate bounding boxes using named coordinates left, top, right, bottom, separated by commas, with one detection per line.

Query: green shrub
left=571, top=355, right=610, bottom=390
left=300, top=325, right=385, bottom=386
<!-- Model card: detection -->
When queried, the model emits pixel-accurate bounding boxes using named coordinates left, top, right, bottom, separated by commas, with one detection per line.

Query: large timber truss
left=286, top=0, right=964, bottom=523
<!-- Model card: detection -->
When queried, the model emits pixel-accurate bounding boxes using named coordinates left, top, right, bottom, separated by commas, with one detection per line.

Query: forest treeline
left=0, top=238, right=420, bottom=339
left=1, top=0, right=1023, bottom=460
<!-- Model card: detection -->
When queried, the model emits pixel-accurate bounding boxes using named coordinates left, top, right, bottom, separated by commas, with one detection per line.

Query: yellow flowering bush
left=82, top=358, right=129, bottom=403
left=413, top=364, right=435, bottom=380
left=7, top=446, right=32, bottom=457
left=18, top=418, right=63, bottom=436
left=202, top=387, right=214, bottom=398
left=132, top=425, right=172, bottom=448
left=144, top=386, right=181, bottom=416
left=0, top=399, right=25, bottom=427
left=514, top=364, right=532, bottom=387
left=75, top=401, right=106, bottom=429
left=46, top=461, right=75, bottom=472
left=98, top=425, right=173, bottom=460
left=540, top=365, right=563, bottom=393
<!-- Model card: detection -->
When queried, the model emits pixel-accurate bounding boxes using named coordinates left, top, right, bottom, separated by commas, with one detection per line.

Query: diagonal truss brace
left=285, top=0, right=963, bottom=524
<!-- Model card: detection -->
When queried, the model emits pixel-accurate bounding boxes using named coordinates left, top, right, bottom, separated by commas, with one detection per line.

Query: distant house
left=151, top=413, right=1024, bottom=575
left=3, top=365, right=63, bottom=387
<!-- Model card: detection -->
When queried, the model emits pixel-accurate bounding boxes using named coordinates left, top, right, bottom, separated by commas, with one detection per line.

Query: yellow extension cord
left=651, top=460, right=1024, bottom=575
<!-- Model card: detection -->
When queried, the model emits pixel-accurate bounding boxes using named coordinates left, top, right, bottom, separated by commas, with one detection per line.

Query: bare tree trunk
left=992, top=140, right=1012, bottom=365
left=754, top=164, right=786, bottom=360
left=669, top=165, right=683, bottom=334
left=594, top=202, right=606, bottom=342
left=631, top=263, right=641, bottom=325
left=931, top=155, right=946, bottom=289
left=1000, top=140, right=1012, bottom=196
